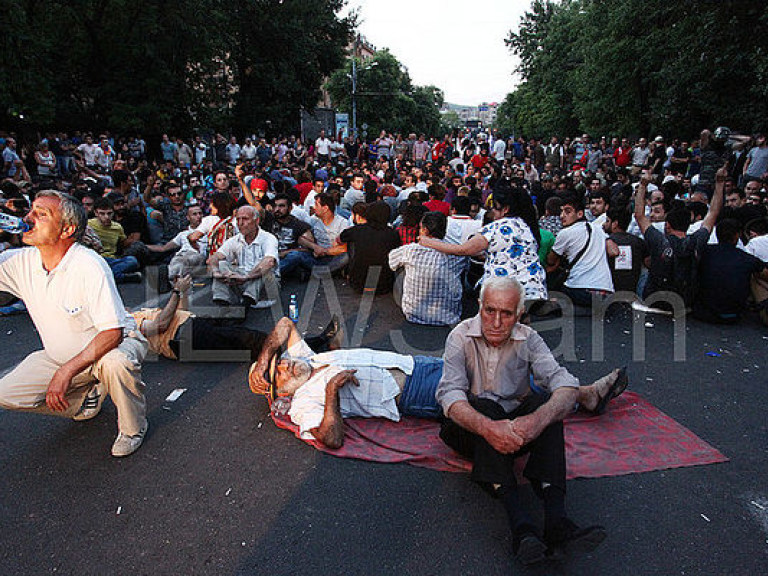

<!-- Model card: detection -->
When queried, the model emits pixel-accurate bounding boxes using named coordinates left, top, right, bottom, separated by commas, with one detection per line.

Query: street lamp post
left=351, top=54, right=358, bottom=139
left=349, top=35, right=376, bottom=139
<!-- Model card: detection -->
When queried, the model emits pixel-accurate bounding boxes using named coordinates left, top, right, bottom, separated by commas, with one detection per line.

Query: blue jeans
left=104, top=256, right=139, bottom=281
left=398, top=356, right=444, bottom=418
left=280, top=250, right=348, bottom=278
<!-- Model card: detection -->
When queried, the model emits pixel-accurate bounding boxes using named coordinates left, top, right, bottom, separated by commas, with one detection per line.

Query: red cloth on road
left=270, top=391, right=728, bottom=478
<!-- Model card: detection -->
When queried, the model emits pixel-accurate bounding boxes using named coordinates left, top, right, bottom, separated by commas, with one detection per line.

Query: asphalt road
left=1, top=273, right=767, bottom=575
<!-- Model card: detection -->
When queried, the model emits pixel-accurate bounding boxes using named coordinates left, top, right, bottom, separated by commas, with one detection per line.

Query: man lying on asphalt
left=248, top=281, right=627, bottom=450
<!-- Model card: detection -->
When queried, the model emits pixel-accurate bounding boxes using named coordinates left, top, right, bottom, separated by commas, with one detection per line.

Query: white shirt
left=196, top=214, right=239, bottom=238
left=0, top=245, right=128, bottom=365
left=315, top=137, right=331, bottom=155
left=493, top=139, right=506, bottom=162
left=285, top=339, right=413, bottom=439
left=291, top=205, right=312, bottom=224
left=241, top=144, right=257, bottom=160
left=171, top=227, right=207, bottom=255
left=310, top=214, right=350, bottom=249
left=77, top=143, right=99, bottom=165
left=194, top=143, right=207, bottom=164
left=341, top=187, right=365, bottom=210
left=303, top=190, right=318, bottom=213
left=446, top=215, right=482, bottom=245
left=217, top=229, right=279, bottom=275
left=688, top=220, right=746, bottom=249
left=745, top=235, right=768, bottom=262
left=552, top=221, right=614, bottom=292
left=397, top=186, right=419, bottom=202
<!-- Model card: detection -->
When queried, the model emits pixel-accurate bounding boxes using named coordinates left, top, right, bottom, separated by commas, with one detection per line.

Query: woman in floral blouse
left=419, top=182, right=547, bottom=302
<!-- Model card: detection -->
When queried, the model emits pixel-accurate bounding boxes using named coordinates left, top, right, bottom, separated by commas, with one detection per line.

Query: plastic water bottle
left=288, top=294, right=299, bottom=323
left=0, top=213, right=30, bottom=234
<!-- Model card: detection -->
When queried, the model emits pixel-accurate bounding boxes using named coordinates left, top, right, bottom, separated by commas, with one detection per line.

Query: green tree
left=326, top=50, right=444, bottom=137
left=500, top=0, right=768, bottom=139
left=231, top=0, right=354, bottom=135
left=0, top=0, right=354, bottom=136
left=1, top=0, right=231, bottom=134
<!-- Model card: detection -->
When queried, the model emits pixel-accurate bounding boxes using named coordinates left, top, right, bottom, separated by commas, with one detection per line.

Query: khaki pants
left=212, top=262, right=274, bottom=304
left=0, top=333, right=148, bottom=435
left=168, top=250, right=206, bottom=279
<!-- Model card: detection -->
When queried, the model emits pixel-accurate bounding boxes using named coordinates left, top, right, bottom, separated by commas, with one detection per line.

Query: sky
left=341, top=0, right=530, bottom=106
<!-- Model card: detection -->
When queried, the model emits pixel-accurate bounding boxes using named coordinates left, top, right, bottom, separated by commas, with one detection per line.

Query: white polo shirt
left=217, top=228, right=279, bottom=275
left=0, top=244, right=128, bottom=364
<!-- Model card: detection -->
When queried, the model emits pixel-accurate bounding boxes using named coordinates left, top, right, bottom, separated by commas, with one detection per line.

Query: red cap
left=250, top=178, right=268, bottom=192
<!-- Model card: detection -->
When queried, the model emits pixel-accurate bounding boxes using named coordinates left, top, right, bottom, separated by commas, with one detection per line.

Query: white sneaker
left=252, top=299, right=275, bottom=309
left=111, top=423, right=148, bottom=457
left=73, top=384, right=103, bottom=421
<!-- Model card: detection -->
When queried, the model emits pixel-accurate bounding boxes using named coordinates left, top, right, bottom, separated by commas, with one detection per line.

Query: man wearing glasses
left=143, top=180, right=189, bottom=243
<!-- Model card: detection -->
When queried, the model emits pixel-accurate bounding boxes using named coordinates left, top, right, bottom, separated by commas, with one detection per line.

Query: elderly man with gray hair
left=207, top=204, right=279, bottom=308
left=0, top=190, right=149, bottom=457
left=438, top=276, right=616, bottom=566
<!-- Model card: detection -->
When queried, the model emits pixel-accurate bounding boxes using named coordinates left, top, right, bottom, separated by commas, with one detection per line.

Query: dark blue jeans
left=104, top=256, right=139, bottom=282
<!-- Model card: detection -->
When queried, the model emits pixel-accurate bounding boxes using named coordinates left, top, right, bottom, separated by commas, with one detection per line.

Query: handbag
left=546, top=222, right=592, bottom=291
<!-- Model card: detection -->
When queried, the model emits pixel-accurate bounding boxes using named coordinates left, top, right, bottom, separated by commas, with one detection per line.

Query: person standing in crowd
left=743, top=133, right=768, bottom=183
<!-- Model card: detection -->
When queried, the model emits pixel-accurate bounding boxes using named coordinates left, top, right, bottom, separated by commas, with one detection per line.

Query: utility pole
left=351, top=34, right=358, bottom=139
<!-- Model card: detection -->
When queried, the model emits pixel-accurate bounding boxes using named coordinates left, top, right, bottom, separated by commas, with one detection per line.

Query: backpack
left=666, top=235, right=702, bottom=307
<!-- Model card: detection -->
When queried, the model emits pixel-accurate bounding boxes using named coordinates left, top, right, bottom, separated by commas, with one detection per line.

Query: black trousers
left=169, top=318, right=331, bottom=361
left=440, top=394, right=567, bottom=492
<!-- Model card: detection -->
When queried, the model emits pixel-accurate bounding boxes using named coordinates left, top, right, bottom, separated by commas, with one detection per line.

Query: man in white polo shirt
left=0, top=190, right=149, bottom=457
left=208, top=205, right=279, bottom=307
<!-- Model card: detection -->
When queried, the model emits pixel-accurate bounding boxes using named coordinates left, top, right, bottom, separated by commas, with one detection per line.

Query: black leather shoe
left=512, top=529, right=549, bottom=566
left=544, top=517, right=607, bottom=553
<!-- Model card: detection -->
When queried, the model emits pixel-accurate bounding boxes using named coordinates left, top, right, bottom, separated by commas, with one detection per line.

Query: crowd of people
left=2, top=126, right=766, bottom=324
left=1, top=124, right=767, bottom=566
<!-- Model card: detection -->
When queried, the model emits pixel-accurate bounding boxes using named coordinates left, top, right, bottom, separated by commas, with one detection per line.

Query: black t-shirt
left=651, top=146, right=667, bottom=175
left=608, top=231, right=648, bottom=293
left=643, top=226, right=710, bottom=306
left=694, top=244, right=765, bottom=319
left=266, top=215, right=311, bottom=251
left=339, top=224, right=401, bottom=293
left=670, top=147, right=691, bottom=174
left=118, top=210, right=150, bottom=244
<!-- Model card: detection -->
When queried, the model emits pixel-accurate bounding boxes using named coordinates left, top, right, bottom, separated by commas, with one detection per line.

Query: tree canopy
left=498, top=0, right=768, bottom=139
left=325, top=50, right=445, bottom=137
left=0, top=0, right=354, bottom=136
